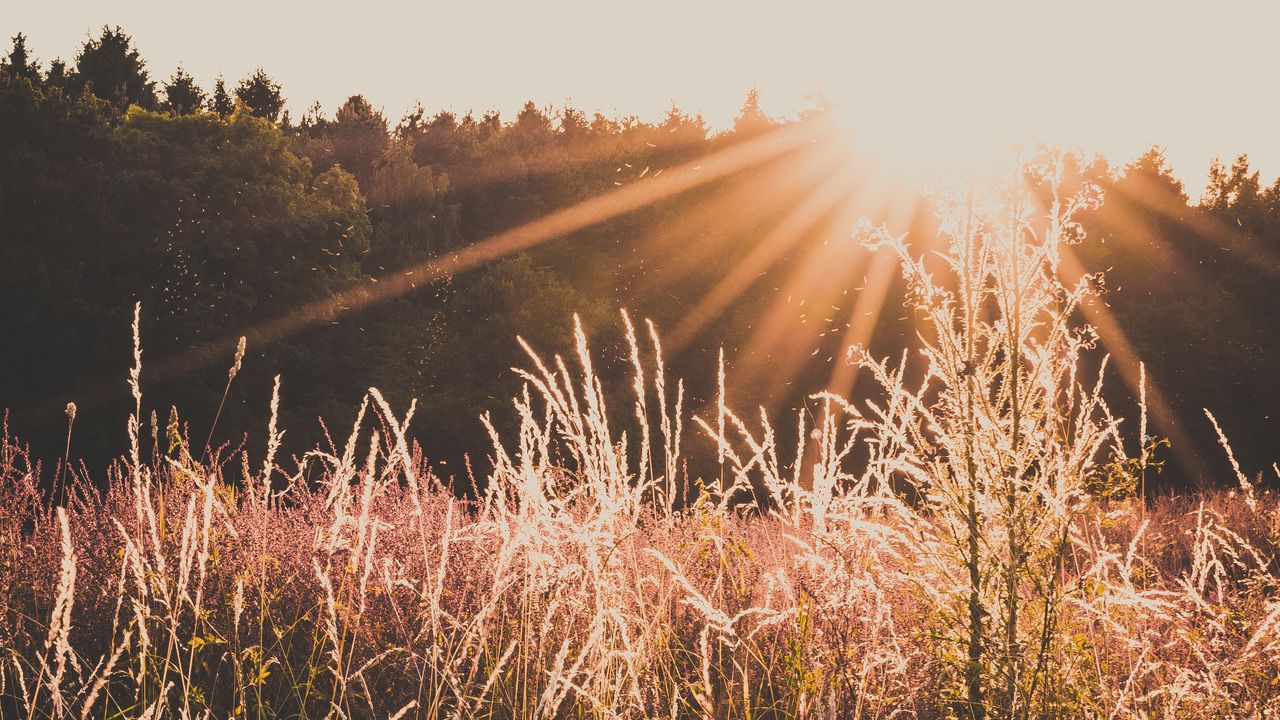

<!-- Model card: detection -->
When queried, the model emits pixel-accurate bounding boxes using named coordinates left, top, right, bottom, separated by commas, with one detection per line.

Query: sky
left=6, top=1, right=1279, bottom=191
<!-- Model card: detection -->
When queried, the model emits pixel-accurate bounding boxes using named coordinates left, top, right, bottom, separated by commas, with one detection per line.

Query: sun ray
left=667, top=163, right=861, bottom=353
left=821, top=247, right=901, bottom=400
left=731, top=196, right=869, bottom=407
left=443, top=128, right=706, bottom=194
left=727, top=170, right=916, bottom=399
left=1089, top=171, right=1210, bottom=295
left=36, top=119, right=842, bottom=419
left=1121, top=168, right=1280, bottom=272
left=1025, top=162, right=1222, bottom=484
left=822, top=187, right=922, bottom=400
left=624, top=142, right=844, bottom=302
left=1056, top=244, right=1212, bottom=484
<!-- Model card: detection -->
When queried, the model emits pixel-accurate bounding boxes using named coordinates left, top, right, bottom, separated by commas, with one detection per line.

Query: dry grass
left=2, top=157, right=1278, bottom=719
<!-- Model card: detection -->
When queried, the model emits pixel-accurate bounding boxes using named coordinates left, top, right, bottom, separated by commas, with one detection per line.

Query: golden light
left=45, top=119, right=843, bottom=416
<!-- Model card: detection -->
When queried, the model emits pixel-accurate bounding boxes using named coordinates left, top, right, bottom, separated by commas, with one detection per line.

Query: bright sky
left=6, top=1, right=1279, bottom=191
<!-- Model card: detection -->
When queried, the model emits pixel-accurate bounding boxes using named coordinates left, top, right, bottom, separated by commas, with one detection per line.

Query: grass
left=2, top=156, right=1279, bottom=719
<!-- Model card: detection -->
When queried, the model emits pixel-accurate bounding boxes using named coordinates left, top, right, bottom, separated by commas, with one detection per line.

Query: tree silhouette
left=3, top=24, right=1280, bottom=492
left=1, top=33, right=41, bottom=82
left=1205, top=154, right=1262, bottom=214
left=330, top=94, right=389, bottom=183
left=74, top=26, right=156, bottom=111
left=161, top=67, right=205, bottom=116
left=208, top=76, right=233, bottom=117
left=45, top=58, right=68, bottom=89
left=732, top=87, right=774, bottom=137
left=558, top=103, right=588, bottom=141
left=235, top=68, right=284, bottom=122
left=513, top=100, right=554, bottom=137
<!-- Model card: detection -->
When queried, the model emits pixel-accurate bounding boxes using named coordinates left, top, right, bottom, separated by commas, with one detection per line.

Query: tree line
left=1, top=27, right=1277, bottom=491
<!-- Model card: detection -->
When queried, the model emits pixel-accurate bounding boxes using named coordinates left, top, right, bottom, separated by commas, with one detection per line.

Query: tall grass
left=2, top=157, right=1279, bottom=718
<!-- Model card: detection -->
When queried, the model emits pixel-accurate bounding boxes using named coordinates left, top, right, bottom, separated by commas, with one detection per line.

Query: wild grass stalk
left=2, top=158, right=1279, bottom=718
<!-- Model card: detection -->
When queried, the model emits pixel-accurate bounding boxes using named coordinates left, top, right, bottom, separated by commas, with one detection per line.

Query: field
left=3, top=165, right=1279, bottom=719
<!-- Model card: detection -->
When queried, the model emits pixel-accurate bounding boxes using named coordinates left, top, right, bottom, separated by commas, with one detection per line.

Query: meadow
left=3, top=159, right=1279, bottom=720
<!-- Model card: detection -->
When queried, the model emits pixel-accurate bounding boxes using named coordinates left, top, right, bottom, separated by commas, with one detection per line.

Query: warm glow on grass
left=6, top=3, right=1280, bottom=715
left=8, top=157, right=1280, bottom=717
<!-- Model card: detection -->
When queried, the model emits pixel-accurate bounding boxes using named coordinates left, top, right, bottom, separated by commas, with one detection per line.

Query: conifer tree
left=208, top=76, right=233, bottom=117
left=1, top=33, right=41, bottom=82
left=161, top=67, right=205, bottom=116
left=235, top=68, right=284, bottom=122
left=74, top=25, right=155, bottom=111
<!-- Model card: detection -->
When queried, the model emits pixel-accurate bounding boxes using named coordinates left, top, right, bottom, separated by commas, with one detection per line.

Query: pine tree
left=234, top=68, right=284, bottom=122
left=732, top=88, right=773, bottom=137
left=1, top=33, right=41, bottom=82
left=74, top=26, right=156, bottom=111
left=208, top=76, right=233, bottom=117
left=162, top=67, right=205, bottom=116
left=1204, top=154, right=1261, bottom=214
left=329, top=94, right=389, bottom=184
left=45, top=58, right=68, bottom=89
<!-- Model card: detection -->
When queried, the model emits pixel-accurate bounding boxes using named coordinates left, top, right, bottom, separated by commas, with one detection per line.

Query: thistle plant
left=850, top=156, right=1119, bottom=719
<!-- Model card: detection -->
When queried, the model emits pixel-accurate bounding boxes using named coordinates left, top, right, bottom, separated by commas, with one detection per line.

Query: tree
left=1204, top=154, right=1261, bottom=215
left=235, top=68, right=284, bottom=122
left=478, top=109, right=502, bottom=142
left=367, top=139, right=459, bottom=269
left=161, top=67, right=205, bottom=116
left=1, top=33, right=41, bottom=82
left=300, top=99, right=325, bottom=129
left=513, top=101, right=553, bottom=139
left=732, top=88, right=773, bottom=138
left=1127, top=147, right=1186, bottom=200
left=45, top=58, right=68, bottom=89
left=74, top=26, right=156, bottom=111
left=329, top=94, right=389, bottom=184
left=208, top=76, right=233, bottom=117
left=558, top=103, right=588, bottom=142
left=115, top=109, right=373, bottom=459
left=0, top=75, right=380, bottom=464
left=401, top=108, right=463, bottom=168
left=656, top=103, right=708, bottom=157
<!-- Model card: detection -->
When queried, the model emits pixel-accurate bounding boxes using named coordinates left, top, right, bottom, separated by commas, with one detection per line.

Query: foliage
left=208, top=76, right=233, bottom=117
left=2, top=29, right=1280, bottom=495
left=234, top=68, right=284, bottom=122
left=0, top=288, right=1278, bottom=717
left=850, top=158, right=1113, bottom=718
left=72, top=25, right=156, bottom=112
left=1, top=33, right=41, bottom=82
left=161, top=67, right=205, bottom=116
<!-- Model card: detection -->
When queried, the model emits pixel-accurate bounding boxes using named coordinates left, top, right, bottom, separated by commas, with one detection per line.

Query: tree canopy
left=2, top=30, right=1279, bottom=492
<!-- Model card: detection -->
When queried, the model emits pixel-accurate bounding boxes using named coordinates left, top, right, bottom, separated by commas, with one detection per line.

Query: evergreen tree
left=74, top=26, right=156, bottom=111
left=330, top=94, right=389, bottom=183
left=1, top=33, right=41, bottom=82
left=161, top=67, right=205, bottom=116
left=235, top=68, right=284, bottom=122
left=45, top=58, right=68, bottom=89
left=514, top=100, right=553, bottom=136
left=208, top=76, right=233, bottom=117
left=1204, top=154, right=1261, bottom=214
left=558, top=103, right=588, bottom=142
left=732, top=88, right=773, bottom=137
